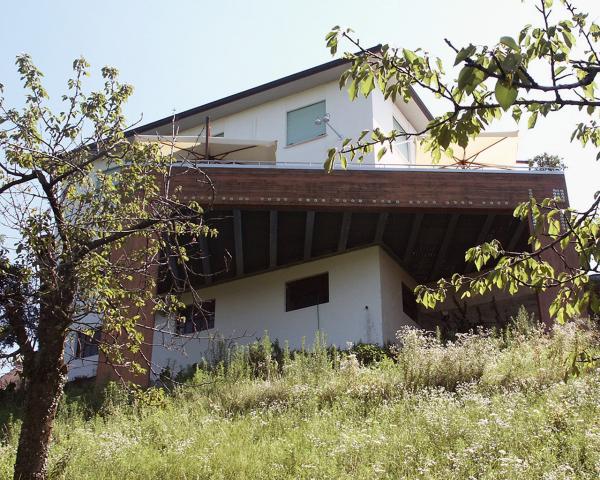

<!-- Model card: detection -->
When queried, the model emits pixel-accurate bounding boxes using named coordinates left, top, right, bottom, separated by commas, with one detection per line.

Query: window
left=75, top=330, right=101, bottom=358
left=402, top=283, right=418, bottom=322
left=286, top=101, right=326, bottom=146
left=176, top=300, right=216, bottom=335
left=285, top=273, right=329, bottom=312
left=393, top=117, right=410, bottom=161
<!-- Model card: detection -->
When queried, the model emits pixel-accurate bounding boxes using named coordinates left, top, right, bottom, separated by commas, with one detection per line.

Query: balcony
left=134, top=131, right=563, bottom=176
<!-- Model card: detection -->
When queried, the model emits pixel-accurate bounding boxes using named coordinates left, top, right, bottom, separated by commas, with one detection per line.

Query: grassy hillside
left=1, top=312, right=600, bottom=479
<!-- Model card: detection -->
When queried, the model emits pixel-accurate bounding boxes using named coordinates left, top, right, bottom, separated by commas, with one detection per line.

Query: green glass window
left=286, top=101, right=326, bottom=146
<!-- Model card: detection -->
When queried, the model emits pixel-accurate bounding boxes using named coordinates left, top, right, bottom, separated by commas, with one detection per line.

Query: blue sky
left=1, top=0, right=598, bottom=213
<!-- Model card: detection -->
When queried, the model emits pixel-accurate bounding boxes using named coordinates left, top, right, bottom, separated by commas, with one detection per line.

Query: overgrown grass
left=1, top=312, right=600, bottom=479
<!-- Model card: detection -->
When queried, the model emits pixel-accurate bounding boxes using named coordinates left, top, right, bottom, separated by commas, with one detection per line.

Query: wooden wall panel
left=177, top=167, right=567, bottom=213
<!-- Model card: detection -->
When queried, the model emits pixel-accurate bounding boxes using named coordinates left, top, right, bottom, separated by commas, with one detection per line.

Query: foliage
left=0, top=54, right=215, bottom=369
left=324, top=0, right=600, bottom=322
left=349, top=342, right=392, bottom=365
left=0, top=55, right=216, bottom=478
left=529, top=152, right=567, bottom=171
left=1, top=321, right=599, bottom=479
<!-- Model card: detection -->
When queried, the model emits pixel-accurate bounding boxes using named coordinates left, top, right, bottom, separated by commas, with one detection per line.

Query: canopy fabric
left=134, top=135, right=277, bottom=164
left=416, top=131, right=519, bottom=168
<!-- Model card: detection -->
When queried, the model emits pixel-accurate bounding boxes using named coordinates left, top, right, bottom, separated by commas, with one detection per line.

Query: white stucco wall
left=179, top=81, right=374, bottom=165
left=178, top=81, right=423, bottom=167
left=379, top=249, right=420, bottom=344
left=150, top=246, right=386, bottom=378
left=371, top=89, right=417, bottom=166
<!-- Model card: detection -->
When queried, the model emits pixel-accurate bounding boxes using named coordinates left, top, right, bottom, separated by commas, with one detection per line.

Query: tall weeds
left=0, top=311, right=599, bottom=479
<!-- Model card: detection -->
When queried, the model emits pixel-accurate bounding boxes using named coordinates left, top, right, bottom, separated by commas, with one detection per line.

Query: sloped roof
left=128, top=46, right=433, bottom=137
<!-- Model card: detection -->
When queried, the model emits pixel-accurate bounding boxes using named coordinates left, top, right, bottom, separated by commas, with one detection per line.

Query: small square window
left=176, top=300, right=215, bottom=335
left=75, top=330, right=101, bottom=358
left=287, top=101, right=326, bottom=146
left=393, top=117, right=410, bottom=161
left=402, top=283, right=418, bottom=322
left=285, top=273, right=329, bottom=312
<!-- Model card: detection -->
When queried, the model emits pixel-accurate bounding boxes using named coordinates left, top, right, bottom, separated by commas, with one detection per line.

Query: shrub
left=349, top=343, right=391, bottom=365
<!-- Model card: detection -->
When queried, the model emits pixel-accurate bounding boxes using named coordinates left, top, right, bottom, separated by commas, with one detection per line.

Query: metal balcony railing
left=185, top=159, right=565, bottom=175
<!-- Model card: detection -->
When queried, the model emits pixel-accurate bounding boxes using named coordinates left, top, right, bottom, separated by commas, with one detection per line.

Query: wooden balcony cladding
left=174, top=167, right=569, bottom=212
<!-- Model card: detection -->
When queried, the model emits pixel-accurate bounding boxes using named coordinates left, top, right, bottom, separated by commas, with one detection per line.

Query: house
left=64, top=54, right=570, bottom=386
left=0, top=364, right=22, bottom=391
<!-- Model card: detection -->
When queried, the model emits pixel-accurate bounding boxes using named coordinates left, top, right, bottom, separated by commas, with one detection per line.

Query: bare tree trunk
left=13, top=338, right=67, bottom=480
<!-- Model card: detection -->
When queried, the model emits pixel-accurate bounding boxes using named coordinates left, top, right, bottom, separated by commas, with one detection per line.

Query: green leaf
left=502, top=52, right=522, bottom=73
left=512, top=106, right=522, bottom=123
left=360, top=75, right=375, bottom=97
left=324, top=148, right=336, bottom=173
left=548, top=218, right=561, bottom=237
left=457, top=67, right=475, bottom=90
left=500, top=36, right=520, bottom=51
left=528, top=111, right=538, bottom=129
left=495, top=80, right=518, bottom=110
left=403, top=48, right=417, bottom=63
left=348, top=79, right=358, bottom=100
left=454, top=44, right=476, bottom=66
left=555, top=65, right=567, bottom=77
left=437, top=127, right=452, bottom=149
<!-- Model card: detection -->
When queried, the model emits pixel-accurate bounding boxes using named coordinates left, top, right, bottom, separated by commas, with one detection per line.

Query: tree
left=325, top=0, right=600, bottom=322
left=0, top=56, right=213, bottom=479
left=528, top=152, right=567, bottom=170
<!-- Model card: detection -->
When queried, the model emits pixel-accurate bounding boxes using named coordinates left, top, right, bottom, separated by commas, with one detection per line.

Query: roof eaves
left=126, top=44, right=439, bottom=136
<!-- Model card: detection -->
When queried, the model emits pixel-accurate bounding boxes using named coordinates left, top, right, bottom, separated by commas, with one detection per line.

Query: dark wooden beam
left=269, top=210, right=278, bottom=268
left=337, top=212, right=352, bottom=252
left=199, top=236, right=212, bottom=285
left=233, top=209, right=244, bottom=276
left=402, top=213, right=424, bottom=263
left=430, top=214, right=460, bottom=281
left=465, top=214, right=496, bottom=273
left=506, top=218, right=527, bottom=252
left=304, top=211, right=315, bottom=260
left=374, top=212, right=389, bottom=243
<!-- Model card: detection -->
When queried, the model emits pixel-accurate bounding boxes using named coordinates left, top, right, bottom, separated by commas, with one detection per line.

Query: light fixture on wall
left=314, top=113, right=343, bottom=140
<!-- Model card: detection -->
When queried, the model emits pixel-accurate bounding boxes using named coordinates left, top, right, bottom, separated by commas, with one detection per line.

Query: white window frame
left=392, top=116, right=412, bottom=163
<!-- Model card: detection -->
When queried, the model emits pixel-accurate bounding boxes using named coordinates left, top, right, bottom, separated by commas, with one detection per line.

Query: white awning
left=416, top=131, right=520, bottom=168
left=134, top=135, right=277, bottom=164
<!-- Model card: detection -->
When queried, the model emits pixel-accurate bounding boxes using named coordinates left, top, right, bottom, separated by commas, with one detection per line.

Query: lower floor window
left=75, top=330, right=101, bottom=358
left=285, top=272, right=329, bottom=312
left=176, top=300, right=216, bottom=334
